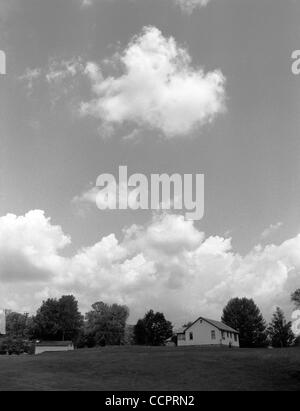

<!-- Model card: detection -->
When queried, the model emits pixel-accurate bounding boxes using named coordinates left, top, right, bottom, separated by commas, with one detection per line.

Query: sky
left=0, top=0, right=300, bottom=326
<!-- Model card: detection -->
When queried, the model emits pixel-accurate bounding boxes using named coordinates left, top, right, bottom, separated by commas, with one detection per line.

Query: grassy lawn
left=0, top=346, right=299, bottom=391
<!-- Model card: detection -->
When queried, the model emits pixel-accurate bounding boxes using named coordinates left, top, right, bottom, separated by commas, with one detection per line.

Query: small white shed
left=176, top=317, right=240, bottom=348
left=35, top=341, right=74, bottom=355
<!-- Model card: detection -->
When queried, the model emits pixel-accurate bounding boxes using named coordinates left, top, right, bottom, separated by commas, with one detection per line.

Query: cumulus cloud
left=19, top=68, right=42, bottom=93
left=45, top=58, right=85, bottom=83
left=19, top=58, right=85, bottom=105
left=72, top=182, right=139, bottom=212
left=261, top=222, right=283, bottom=240
left=20, top=58, right=84, bottom=86
left=20, top=29, right=225, bottom=138
left=81, top=26, right=226, bottom=138
left=0, top=211, right=70, bottom=311
left=175, top=0, right=211, bottom=13
left=0, top=210, right=299, bottom=325
left=72, top=186, right=99, bottom=206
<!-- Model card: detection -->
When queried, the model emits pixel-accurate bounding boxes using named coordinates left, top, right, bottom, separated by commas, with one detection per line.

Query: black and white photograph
left=0, top=0, right=300, bottom=394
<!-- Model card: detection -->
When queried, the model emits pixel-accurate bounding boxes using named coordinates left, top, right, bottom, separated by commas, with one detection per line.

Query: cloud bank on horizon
left=0, top=210, right=298, bottom=325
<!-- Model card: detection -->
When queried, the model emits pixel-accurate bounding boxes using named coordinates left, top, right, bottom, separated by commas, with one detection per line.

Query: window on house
left=234, top=334, right=237, bottom=342
left=211, top=330, right=216, bottom=340
left=227, top=332, right=229, bottom=338
left=189, top=332, right=193, bottom=341
left=222, top=332, right=225, bottom=340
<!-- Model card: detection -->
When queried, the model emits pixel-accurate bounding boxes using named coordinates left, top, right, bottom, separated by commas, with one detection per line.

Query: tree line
left=1, top=288, right=299, bottom=354
left=222, top=298, right=295, bottom=348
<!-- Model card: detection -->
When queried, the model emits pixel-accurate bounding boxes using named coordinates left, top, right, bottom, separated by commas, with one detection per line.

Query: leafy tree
left=75, top=327, right=95, bottom=349
left=32, top=298, right=61, bottom=340
left=58, top=295, right=83, bottom=341
left=85, top=302, right=129, bottom=346
left=0, top=337, right=34, bottom=355
left=291, top=289, right=300, bottom=309
left=267, top=307, right=295, bottom=348
left=6, top=312, right=30, bottom=339
left=32, top=295, right=83, bottom=341
left=134, top=310, right=173, bottom=346
left=124, top=325, right=135, bottom=345
left=134, top=319, right=147, bottom=345
left=23, top=316, right=37, bottom=340
left=222, top=298, right=267, bottom=348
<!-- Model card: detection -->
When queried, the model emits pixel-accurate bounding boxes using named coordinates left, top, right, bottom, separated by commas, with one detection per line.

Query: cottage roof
left=201, top=318, right=239, bottom=334
left=177, top=317, right=239, bottom=334
left=35, top=341, right=73, bottom=347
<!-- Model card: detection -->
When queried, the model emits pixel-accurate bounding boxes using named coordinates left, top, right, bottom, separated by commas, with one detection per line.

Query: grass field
left=0, top=346, right=299, bottom=391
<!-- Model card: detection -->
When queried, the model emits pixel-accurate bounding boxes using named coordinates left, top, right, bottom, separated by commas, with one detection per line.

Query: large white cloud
left=20, top=28, right=225, bottom=139
left=0, top=211, right=70, bottom=311
left=79, top=0, right=212, bottom=14
left=0, top=210, right=299, bottom=326
left=81, top=26, right=226, bottom=138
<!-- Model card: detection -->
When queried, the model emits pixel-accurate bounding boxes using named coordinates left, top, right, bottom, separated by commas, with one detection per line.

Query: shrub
left=0, top=337, right=34, bottom=355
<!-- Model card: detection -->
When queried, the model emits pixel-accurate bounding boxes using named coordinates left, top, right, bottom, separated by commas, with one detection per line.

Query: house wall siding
left=35, top=345, right=74, bottom=355
left=177, top=319, right=221, bottom=347
left=177, top=319, right=239, bottom=347
left=220, top=330, right=240, bottom=347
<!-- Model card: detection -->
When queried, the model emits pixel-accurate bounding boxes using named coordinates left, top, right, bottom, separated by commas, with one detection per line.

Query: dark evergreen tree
left=267, top=307, right=295, bottom=348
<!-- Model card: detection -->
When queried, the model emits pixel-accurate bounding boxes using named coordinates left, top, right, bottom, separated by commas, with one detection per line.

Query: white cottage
left=176, top=317, right=240, bottom=348
left=35, top=341, right=74, bottom=355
